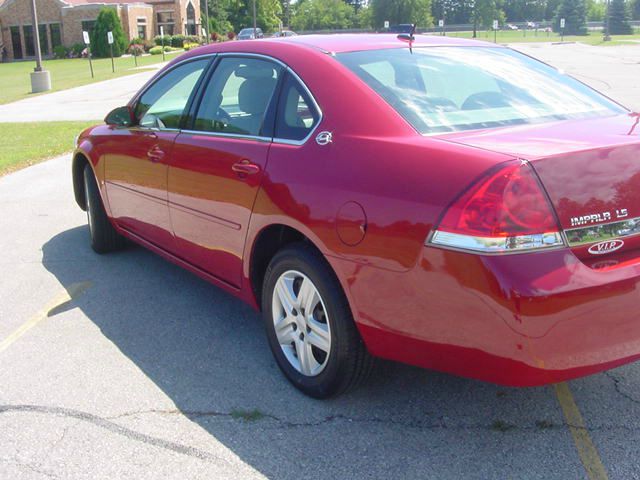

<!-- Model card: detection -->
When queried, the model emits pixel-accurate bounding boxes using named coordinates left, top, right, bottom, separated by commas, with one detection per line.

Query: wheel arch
left=248, top=223, right=343, bottom=311
left=72, top=151, right=91, bottom=211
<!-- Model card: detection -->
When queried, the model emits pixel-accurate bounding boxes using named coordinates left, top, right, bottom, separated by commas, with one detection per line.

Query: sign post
left=438, top=19, right=445, bottom=36
left=384, top=20, right=389, bottom=30
left=83, top=31, right=94, bottom=79
left=107, top=31, right=114, bottom=73
left=560, top=18, right=565, bottom=42
left=493, top=20, right=498, bottom=43
left=160, top=26, right=165, bottom=62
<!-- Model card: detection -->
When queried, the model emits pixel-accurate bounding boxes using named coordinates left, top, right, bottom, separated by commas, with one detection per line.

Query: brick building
left=0, top=0, right=201, bottom=61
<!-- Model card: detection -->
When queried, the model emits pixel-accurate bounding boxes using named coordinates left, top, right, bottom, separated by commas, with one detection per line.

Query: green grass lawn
left=0, top=121, right=99, bottom=175
left=0, top=51, right=182, bottom=105
left=443, top=29, right=640, bottom=46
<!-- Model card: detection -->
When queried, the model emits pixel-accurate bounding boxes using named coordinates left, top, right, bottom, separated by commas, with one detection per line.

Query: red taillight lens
left=438, top=162, right=559, bottom=237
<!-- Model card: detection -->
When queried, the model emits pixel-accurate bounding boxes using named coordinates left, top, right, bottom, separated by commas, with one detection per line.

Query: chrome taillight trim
left=564, top=216, right=640, bottom=247
left=428, top=230, right=565, bottom=254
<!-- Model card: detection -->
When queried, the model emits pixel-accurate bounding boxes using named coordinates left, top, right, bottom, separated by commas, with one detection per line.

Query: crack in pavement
left=0, top=405, right=226, bottom=464
left=604, top=371, right=640, bottom=406
left=2, top=403, right=629, bottom=438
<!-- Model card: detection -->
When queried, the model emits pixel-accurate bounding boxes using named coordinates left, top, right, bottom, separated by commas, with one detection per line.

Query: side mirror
left=105, top=106, right=135, bottom=127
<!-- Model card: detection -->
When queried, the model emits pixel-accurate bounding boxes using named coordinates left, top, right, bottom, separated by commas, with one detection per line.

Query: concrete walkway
left=0, top=67, right=161, bottom=122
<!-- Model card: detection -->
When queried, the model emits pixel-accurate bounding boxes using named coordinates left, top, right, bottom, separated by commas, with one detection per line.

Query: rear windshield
left=337, top=46, right=626, bottom=134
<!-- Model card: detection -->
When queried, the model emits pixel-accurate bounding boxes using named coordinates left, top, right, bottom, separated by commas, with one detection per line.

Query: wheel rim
left=272, top=270, right=331, bottom=377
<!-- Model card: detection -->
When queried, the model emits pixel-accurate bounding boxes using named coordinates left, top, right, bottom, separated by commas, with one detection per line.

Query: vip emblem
left=588, top=239, right=624, bottom=255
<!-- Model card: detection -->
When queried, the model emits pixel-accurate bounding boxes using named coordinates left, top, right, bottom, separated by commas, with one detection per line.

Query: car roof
left=188, top=33, right=497, bottom=57
left=274, top=33, right=494, bottom=53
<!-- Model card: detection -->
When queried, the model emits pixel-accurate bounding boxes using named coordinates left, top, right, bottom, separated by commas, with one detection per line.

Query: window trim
left=272, top=71, right=322, bottom=146
left=128, top=52, right=323, bottom=145
left=185, top=52, right=323, bottom=145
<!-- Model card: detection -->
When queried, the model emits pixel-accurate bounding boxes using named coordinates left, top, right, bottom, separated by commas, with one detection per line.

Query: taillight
left=428, top=161, right=565, bottom=253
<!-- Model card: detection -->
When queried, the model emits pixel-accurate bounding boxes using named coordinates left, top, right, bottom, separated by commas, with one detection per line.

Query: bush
left=171, top=34, right=185, bottom=47
left=128, top=44, right=144, bottom=56
left=70, top=43, right=85, bottom=57
left=227, top=31, right=236, bottom=40
left=184, top=35, right=200, bottom=44
left=211, top=32, right=219, bottom=42
left=90, top=7, right=128, bottom=57
left=153, top=34, right=173, bottom=46
left=183, top=42, right=200, bottom=51
left=149, top=46, right=163, bottom=55
left=53, top=45, right=69, bottom=59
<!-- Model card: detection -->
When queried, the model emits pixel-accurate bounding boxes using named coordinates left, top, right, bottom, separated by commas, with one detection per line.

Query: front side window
left=193, top=57, right=282, bottom=136
left=275, top=74, right=320, bottom=141
left=338, top=47, right=626, bottom=134
left=135, top=59, right=209, bottom=129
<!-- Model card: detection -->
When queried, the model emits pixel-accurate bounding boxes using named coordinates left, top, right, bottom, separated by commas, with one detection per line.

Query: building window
left=137, top=18, right=147, bottom=39
left=157, top=11, right=175, bottom=35
left=23, top=25, right=35, bottom=57
left=10, top=26, right=23, bottom=60
left=38, top=24, right=49, bottom=55
left=81, top=20, right=96, bottom=35
left=50, top=24, right=62, bottom=49
left=186, top=2, right=196, bottom=35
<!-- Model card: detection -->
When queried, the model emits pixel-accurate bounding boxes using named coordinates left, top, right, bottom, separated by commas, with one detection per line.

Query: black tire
left=83, top=164, right=125, bottom=254
left=262, top=242, right=374, bottom=398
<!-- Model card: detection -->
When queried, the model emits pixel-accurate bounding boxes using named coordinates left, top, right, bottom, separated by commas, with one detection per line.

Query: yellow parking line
left=0, top=281, right=92, bottom=354
left=554, top=382, right=609, bottom=480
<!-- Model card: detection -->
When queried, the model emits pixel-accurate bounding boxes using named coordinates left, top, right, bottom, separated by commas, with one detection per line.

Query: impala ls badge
left=315, top=131, right=333, bottom=146
left=588, top=239, right=624, bottom=255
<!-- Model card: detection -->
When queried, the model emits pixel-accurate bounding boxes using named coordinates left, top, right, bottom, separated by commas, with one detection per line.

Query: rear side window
left=193, top=57, right=282, bottom=137
left=274, top=74, right=320, bottom=142
left=135, top=59, right=209, bottom=130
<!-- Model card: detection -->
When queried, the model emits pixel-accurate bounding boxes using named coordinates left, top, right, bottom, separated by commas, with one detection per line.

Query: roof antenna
left=397, top=24, right=416, bottom=54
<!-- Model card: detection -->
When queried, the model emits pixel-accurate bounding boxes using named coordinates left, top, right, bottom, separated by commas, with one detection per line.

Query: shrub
left=128, top=44, right=144, bottom=56
left=171, top=34, right=185, bottom=47
left=149, top=46, right=163, bottom=55
left=71, top=43, right=85, bottom=57
left=227, top=31, right=236, bottom=40
left=211, top=32, right=219, bottom=42
left=53, top=45, right=69, bottom=59
left=184, top=35, right=200, bottom=44
left=90, top=7, right=128, bottom=57
left=183, top=42, right=200, bottom=51
left=153, top=34, right=173, bottom=46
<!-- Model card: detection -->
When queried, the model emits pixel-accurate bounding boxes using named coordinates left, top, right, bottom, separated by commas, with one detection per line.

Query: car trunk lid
left=439, top=113, right=640, bottom=264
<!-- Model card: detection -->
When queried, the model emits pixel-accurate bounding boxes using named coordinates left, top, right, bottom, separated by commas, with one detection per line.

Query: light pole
left=604, top=0, right=611, bottom=41
left=252, top=0, right=257, bottom=38
left=29, top=0, right=51, bottom=92
left=204, top=0, right=211, bottom=43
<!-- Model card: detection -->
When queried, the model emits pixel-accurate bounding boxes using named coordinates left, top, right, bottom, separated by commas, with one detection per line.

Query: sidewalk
left=0, top=67, right=161, bottom=122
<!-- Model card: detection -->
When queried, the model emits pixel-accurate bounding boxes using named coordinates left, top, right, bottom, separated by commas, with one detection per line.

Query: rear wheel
left=262, top=243, right=374, bottom=398
left=83, top=164, right=125, bottom=254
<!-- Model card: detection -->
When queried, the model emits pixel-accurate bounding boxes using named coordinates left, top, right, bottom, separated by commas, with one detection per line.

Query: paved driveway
left=0, top=69, right=159, bottom=122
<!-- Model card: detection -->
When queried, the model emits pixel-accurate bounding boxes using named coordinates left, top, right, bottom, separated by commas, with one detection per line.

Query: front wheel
left=262, top=243, right=374, bottom=398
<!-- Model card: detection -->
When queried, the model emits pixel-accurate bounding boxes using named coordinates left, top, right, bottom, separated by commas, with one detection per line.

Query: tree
left=226, top=0, right=282, bottom=33
left=291, top=0, right=356, bottom=30
left=472, top=0, right=503, bottom=32
left=554, top=0, right=587, bottom=34
left=90, top=7, right=127, bottom=57
left=371, top=0, right=433, bottom=28
left=586, top=0, right=605, bottom=20
left=633, top=0, right=640, bottom=19
left=608, top=0, right=633, bottom=34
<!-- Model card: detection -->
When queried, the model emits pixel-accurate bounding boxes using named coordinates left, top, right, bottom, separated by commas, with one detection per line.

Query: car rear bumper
left=335, top=246, right=640, bottom=386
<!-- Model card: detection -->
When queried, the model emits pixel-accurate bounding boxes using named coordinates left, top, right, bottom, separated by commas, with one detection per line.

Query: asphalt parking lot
left=2, top=42, right=640, bottom=479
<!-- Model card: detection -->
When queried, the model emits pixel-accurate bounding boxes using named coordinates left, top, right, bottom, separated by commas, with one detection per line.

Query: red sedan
left=72, top=34, right=640, bottom=398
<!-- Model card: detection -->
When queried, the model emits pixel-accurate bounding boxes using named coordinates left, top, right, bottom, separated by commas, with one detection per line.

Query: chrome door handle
left=232, top=159, right=260, bottom=176
left=147, top=145, right=165, bottom=163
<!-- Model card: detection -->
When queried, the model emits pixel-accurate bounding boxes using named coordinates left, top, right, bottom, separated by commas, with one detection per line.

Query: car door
left=168, top=56, right=284, bottom=287
left=104, top=57, right=211, bottom=251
